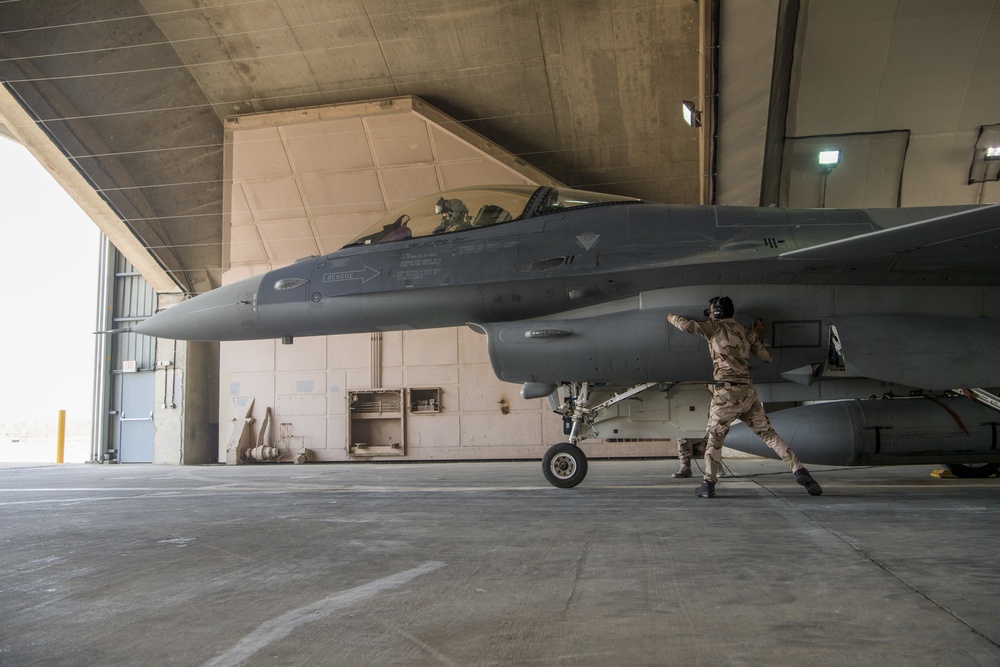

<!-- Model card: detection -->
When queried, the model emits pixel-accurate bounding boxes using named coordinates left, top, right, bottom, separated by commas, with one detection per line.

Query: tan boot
left=672, top=464, right=692, bottom=478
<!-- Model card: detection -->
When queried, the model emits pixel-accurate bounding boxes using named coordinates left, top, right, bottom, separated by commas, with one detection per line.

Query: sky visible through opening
left=0, top=138, right=101, bottom=461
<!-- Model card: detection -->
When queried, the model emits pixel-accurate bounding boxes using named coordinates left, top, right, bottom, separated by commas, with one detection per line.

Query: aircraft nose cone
left=133, top=275, right=266, bottom=341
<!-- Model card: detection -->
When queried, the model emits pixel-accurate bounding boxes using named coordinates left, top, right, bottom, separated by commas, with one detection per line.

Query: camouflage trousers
left=703, top=382, right=803, bottom=483
left=676, top=437, right=706, bottom=466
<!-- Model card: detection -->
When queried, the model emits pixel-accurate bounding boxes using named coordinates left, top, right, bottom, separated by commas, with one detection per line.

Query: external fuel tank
left=725, top=397, right=1000, bottom=466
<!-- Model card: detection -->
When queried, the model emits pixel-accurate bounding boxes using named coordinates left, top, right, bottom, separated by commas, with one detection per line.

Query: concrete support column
left=152, top=338, right=220, bottom=464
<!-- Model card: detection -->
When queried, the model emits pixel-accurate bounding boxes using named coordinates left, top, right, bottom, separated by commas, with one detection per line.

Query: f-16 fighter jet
left=135, top=185, right=1000, bottom=487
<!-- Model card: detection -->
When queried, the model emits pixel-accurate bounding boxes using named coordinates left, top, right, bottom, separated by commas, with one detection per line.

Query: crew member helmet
left=705, top=296, right=735, bottom=319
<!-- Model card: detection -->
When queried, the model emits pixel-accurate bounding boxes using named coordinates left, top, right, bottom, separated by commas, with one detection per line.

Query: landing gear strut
left=541, top=381, right=663, bottom=488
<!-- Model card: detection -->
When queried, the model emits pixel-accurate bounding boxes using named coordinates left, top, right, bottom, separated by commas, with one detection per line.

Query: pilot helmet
left=435, top=197, right=449, bottom=215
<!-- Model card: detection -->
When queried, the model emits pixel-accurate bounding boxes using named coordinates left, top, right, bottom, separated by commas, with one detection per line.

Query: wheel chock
left=930, top=469, right=954, bottom=478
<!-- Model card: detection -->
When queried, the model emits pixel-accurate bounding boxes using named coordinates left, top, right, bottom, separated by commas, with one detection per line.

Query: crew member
left=432, top=197, right=470, bottom=234
left=672, top=437, right=705, bottom=478
left=667, top=297, right=823, bottom=498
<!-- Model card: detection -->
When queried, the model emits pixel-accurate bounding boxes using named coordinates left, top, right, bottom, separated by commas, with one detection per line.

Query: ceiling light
left=818, top=150, right=840, bottom=167
left=817, top=150, right=840, bottom=207
left=967, top=124, right=1000, bottom=189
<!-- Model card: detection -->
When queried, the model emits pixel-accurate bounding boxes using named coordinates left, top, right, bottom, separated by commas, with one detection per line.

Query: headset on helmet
left=704, top=296, right=735, bottom=319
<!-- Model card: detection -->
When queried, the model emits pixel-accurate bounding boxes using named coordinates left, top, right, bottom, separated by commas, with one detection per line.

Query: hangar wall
left=784, top=1, right=999, bottom=208
left=717, top=0, right=999, bottom=209
left=222, top=327, right=573, bottom=461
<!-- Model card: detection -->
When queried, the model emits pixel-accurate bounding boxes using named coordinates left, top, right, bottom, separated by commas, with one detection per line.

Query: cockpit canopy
left=345, top=185, right=639, bottom=247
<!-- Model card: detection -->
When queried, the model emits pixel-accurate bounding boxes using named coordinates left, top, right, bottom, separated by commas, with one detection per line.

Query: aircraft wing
left=781, top=204, right=1000, bottom=273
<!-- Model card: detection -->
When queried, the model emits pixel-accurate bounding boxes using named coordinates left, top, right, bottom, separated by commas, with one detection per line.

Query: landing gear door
left=558, top=383, right=711, bottom=441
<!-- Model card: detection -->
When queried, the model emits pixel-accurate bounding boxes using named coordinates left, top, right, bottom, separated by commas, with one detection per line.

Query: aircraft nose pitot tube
left=133, top=274, right=266, bottom=341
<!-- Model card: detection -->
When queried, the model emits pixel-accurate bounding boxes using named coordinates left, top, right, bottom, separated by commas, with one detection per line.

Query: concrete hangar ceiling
left=0, top=0, right=704, bottom=297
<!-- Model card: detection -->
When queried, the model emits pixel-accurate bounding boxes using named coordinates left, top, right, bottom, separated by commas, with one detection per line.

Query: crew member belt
left=712, top=381, right=749, bottom=388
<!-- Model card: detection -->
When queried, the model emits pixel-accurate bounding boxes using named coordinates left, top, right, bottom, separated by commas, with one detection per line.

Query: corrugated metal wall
left=112, top=252, right=157, bottom=370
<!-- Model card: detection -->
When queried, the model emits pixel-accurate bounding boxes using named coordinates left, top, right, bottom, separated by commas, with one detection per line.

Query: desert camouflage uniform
left=667, top=313, right=805, bottom=483
left=676, top=437, right=705, bottom=467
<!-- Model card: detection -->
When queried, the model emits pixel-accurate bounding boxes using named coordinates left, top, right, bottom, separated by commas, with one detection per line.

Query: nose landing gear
left=541, top=381, right=663, bottom=488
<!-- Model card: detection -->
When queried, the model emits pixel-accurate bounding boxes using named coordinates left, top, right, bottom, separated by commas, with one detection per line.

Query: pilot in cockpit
left=432, top=197, right=471, bottom=234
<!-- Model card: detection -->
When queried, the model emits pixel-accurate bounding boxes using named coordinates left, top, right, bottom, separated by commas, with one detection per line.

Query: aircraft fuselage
left=135, top=186, right=996, bottom=344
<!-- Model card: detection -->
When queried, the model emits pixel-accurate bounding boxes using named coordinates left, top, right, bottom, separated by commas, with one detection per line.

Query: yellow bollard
left=56, top=410, right=66, bottom=464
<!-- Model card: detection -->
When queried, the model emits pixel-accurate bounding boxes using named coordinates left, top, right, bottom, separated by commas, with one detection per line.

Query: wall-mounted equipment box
left=348, top=389, right=405, bottom=457
left=409, top=387, right=441, bottom=414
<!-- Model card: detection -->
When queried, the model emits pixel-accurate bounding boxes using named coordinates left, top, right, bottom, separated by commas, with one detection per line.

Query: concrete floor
left=1, top=460, right=998, bottom=666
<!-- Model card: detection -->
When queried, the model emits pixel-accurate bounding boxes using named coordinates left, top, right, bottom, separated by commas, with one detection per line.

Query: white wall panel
left=276, top=336, right=326, bottom=372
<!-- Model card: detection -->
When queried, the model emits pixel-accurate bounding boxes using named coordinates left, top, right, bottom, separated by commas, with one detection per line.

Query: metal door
left=117, top=371, right=154, bottom=463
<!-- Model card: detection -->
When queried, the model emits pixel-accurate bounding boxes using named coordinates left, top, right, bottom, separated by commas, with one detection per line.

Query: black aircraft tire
left=542, top=443, right=589, bottom=488
left=944, top=462, right=1000, bottom=478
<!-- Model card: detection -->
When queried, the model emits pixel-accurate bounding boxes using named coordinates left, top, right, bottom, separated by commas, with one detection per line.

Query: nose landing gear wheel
left=542, top=442, right=589, bottom=488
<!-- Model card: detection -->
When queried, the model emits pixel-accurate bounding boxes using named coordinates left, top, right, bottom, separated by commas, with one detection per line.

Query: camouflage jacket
left=667, top=314, right=771, bottom=383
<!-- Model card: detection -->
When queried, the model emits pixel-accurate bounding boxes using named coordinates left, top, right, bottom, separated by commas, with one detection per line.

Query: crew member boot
left=695, top=480, right=716, bottom=498
left=672, top=464, right=692, bottom=478
left=795, top=468, right=823, bottom=496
